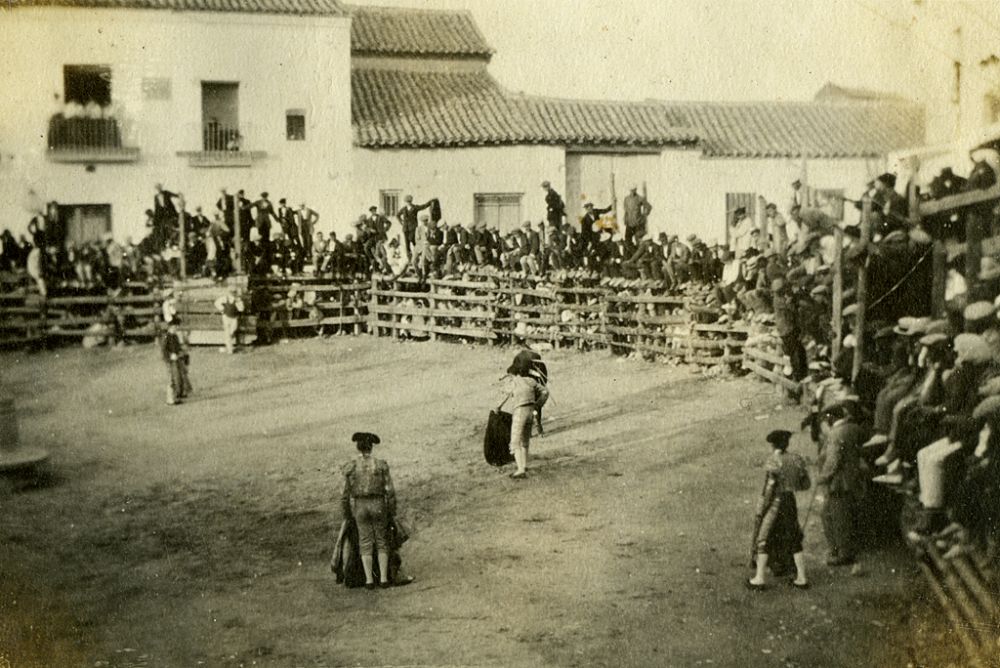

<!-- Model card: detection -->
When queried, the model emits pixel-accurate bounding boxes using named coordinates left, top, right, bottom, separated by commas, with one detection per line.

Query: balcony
left=46, top=115, right=140, bottom=163
left=176, top=123, right=266, bottom=168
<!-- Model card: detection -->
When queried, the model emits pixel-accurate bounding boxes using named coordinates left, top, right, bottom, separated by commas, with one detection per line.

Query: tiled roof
left=349, top=4, right=493, bottom=57
left=352, top=68, right=698, bottom=148
left=8, top=0, right=348, bottom=16
left=659, top=100, right=924, bottom=158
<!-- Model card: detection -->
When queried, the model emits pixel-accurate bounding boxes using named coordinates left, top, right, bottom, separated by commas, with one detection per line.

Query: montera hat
left=766, top=430, right=792, bottom=447
left=876, top=173, right=897, bottom=189
left=352, top=432, right=381, bottom=447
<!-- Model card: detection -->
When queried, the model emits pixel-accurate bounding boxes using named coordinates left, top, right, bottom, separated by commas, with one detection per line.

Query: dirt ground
left=0, top=337, right=967, bottom=667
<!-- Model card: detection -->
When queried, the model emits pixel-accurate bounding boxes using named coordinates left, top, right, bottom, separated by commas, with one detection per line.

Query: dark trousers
left=781, top=332, right=809, bottom=381
left=624, top=223, right=646, bottom=247
left=822, top=491, right=857, bottom=559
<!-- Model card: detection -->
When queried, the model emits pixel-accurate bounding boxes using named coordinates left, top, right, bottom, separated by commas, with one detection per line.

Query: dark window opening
left=64, top=65, right=112, bottom=106
left=202, top=82, right=240, bottom=151
left=286, top=112, right=306, bottom=141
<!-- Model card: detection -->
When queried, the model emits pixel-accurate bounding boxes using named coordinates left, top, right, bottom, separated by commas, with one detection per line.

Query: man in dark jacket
left=817, top=403, right=865, bottom=566
left=397, top=195, right=432, bottom=258
left=772, top=276, right=808, bottom=386
left=276, top=198, right=299, bottom=250
left=580, top=202, right=612, bottom=257
left=542, top=181, right=566, bottom=228
left=622, top=186, right=653, bottom=246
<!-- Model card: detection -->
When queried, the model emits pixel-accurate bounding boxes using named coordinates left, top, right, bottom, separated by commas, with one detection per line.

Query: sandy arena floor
left=0, top=337, right=965, bottom=667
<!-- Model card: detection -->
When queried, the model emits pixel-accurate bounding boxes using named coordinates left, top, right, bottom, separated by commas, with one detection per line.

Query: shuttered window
left=474, top=193, right=522, bottom=232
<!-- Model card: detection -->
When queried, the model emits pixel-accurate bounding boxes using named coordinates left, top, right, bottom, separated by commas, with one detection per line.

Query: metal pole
left=851, top=195, right=872, bottom=384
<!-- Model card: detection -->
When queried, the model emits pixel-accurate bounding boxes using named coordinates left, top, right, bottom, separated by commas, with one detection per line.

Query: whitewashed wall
left=0, top=6, right=352, bottom=241
left=656, top=151, right=886, bottom=243
left=352, top=145, right=565, bottom=236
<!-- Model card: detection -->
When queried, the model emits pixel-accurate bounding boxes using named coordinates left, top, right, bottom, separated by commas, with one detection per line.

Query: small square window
left=286, top=112, right=306, bottom=141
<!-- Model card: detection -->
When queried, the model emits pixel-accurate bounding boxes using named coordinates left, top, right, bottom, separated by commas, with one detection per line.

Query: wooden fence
left=367, top=274, right=750, bottom=366
left=741, top=334, right=800, bottom=393
left=0, top=288, right=162, bottom=348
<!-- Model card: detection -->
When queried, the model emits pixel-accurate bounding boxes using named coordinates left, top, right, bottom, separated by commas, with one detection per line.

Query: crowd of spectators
left=776, top=152, right=1000, bottom=576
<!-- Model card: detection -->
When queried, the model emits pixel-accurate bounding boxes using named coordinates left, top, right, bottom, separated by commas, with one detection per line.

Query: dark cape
left=331, top=516, right=409, bottom=588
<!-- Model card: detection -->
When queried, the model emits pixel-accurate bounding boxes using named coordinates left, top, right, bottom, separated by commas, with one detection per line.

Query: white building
left=0, top=0, right=353, bottom=244
left=0, top=1, right=924, bottom=246
left=350, top=6, right=923, bottom=242
left=893, top=0, right=1000, bottom=146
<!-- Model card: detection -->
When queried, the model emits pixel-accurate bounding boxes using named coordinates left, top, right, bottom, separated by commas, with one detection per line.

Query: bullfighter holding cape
left=748, top=429, right=811, bottom=590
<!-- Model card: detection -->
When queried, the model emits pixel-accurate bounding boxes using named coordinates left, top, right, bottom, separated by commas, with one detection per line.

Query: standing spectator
left=161, top=319, right=185, bottom=406
left=276, top=198, right=299, bottom=250
left=26, top=242, right=46, bottom=296
left=214, top=287, right=245, bottom=354
left=397, top=195, right=432, bottom=258
left=580, top=202, right=612, bottom=258
left=622, top=186, right=653, bottom=247
left=817, top=402, right=865, bottom=566
left=772, top=276, right=808, bottom=390
left=542, top=180, right=566, bottom=229
left=106, top=236, right=125, bottom=288
left=297, top=202, right=319, bottom=259
left=253, top=192, right=276, bottom=257
left=216, top=188, right=237, bottom=235
left=730, top=207, right=755, bottom=258
left=152, top=183, right=178, bottom=249
left=764, top=202, right=792, bottom=254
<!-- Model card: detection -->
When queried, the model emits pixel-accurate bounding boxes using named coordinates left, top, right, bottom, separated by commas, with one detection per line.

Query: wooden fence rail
left=366, top=274, right=750, bottom=366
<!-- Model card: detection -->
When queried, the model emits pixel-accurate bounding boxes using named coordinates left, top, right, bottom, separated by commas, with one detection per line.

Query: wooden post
left=966, top=212, right=987, bottom=302
left=428, top=280, right=437, bottom=341
left=234, top=196, right=243, bottom=276
left=369, top=274, right=378, bottom=336
left=354, top=284, right=362, bottom=336
left=851, top=196, right=872, bottom=384
left=610, top=172, right=618, bottom=236
left=177, top=198, right=186, bottom=281
left=931, top=241, right=947, bottom=317
left=831, top=226, right=844, bottom=361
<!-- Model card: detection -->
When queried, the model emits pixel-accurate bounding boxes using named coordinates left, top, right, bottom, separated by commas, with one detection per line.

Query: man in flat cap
left=817, top=402, right=865, bottom=566
left=542, top=181, right=566, bottom=229
left=580, top=201, right=612, bottom=260
left=622, top=186, right=653, bottom=247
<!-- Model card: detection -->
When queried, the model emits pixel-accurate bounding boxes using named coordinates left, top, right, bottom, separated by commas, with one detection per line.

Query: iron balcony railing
left=47, top=115, right=139, bottom=162
left=202, top=123, right=243, bottom=152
